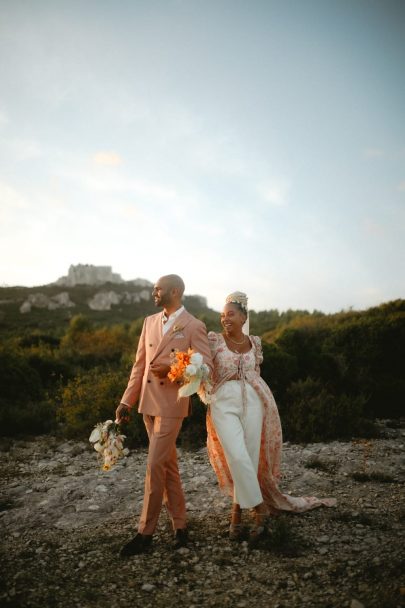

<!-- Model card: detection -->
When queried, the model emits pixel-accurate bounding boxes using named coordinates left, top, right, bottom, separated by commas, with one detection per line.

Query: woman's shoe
left=248, top=507, right=267, bottom=546
left=229, top=522, right=243, bottom=541
left=229, top=503, right=242, bottom=541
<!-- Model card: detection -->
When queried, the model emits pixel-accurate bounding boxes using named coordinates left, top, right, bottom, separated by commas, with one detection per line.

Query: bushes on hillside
left=1, top=301, right=403, bottom=443
left=60, top=314, right=135, bottom=367
left=280, top=377, right=371, bottom=442
left=57, top=367, right=147, bottom=446
left=0, top=349, right=56, bottom=436
left=265, top=305, right=405, bottom=421
left=0, top=349, right=44, bottom=403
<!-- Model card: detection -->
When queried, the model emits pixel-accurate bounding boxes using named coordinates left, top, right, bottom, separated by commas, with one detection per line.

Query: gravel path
left=1, top=422, right=404, bottom=608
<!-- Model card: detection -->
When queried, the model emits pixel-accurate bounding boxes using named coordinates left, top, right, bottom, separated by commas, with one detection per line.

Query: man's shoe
left=120, top=533, right=152, bottom=557
left=173, top=528, right=188, bottom=549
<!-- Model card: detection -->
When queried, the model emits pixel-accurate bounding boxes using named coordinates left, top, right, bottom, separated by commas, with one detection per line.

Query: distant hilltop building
left=54, top=264, right=124, bottom=286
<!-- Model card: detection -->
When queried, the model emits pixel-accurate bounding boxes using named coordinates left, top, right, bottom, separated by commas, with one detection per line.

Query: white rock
left=55, top=264, right=124, bottom=286
left=20, top=301, right=31, bottom=314
left=141, top=583, right=155, bottom=592
left=191, top=475, right=208, bottom=485
left=95, top=485, right=108, bottom=492
left=351, top=600, right=365, bottom=608
left=88, top=290, right=122, bottom=311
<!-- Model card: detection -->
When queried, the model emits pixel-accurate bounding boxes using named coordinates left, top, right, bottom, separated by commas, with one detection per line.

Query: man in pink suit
left=116, top=274, right=213, bottom=555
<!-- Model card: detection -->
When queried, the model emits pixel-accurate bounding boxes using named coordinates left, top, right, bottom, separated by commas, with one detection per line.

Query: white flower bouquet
left=89, top=420, right=129, bottom=471
left=168, top=349, right=212, bottom=405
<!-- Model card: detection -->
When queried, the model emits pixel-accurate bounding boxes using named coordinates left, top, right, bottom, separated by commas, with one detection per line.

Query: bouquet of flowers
left=89, top=420, right=129, bottom=471
left=168, top=348, right=212, bottom=405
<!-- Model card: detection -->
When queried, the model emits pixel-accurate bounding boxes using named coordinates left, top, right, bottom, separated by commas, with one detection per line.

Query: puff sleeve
left=251, top=335, right=263, bottom=371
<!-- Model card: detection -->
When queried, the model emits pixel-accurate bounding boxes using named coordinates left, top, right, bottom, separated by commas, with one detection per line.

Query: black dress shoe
left=120, top=533, right=152, bottom=557
left=173, top=528, right=188, bottom=549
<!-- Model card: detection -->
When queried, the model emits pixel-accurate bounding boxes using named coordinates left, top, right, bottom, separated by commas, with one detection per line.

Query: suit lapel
left=151, top=310, right=192, bottom=361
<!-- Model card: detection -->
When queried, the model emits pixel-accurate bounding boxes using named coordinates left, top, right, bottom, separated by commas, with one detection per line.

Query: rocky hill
left=0, top=265, right=211, bottom=334
left=54, top=264, right=128, bottom=287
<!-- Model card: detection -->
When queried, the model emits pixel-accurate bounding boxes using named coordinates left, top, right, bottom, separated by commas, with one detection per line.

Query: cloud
left=84, top=173, right=178, bottom=202
left=363, top=218, right=385, bottom=237
left=0, top=137, right=42, bottom=161
left=185, top=129, right=246, bottom=176
left=364, top=147, right=384, bottom=158
left=0, top=109, right=8, bottom=129
left=398, top=181, right=405, bottom=192
left=258, top=178, right=291, bottom=206
left=0, top=180, right=29, bottom=212
left=93, top=151, right=123, bottom=166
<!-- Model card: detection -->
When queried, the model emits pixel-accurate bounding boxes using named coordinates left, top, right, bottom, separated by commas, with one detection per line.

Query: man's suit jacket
left=120, top=309, right=213, bottom=418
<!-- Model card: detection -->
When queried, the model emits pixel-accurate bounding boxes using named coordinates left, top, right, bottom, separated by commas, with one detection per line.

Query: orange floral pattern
left=206, top=332, right=336, bottom=514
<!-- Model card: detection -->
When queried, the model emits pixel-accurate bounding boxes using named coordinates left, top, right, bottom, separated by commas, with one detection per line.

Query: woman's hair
left=225, top=291, right=248, bottom=316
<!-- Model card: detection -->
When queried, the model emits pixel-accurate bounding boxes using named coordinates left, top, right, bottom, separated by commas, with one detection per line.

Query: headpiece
left=225, top=291, right=249, bottom=335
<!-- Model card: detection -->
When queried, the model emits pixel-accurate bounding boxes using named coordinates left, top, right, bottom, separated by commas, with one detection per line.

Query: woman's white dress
left=206, top=332, right=336, bottom=513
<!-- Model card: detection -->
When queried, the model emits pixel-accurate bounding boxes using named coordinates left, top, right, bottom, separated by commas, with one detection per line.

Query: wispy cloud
left=0, top=180, right=29, bottom=212
left=258, top=179, right=291, bottom=206
left=364, top=147, right=385, bottom=158
left=83, top=173, right=178, bottom=201
left=93, top=151, right=123, bottom=166
left=0, top=109, right=8, bottom=129
left=0, top=137, right=42, bottom=161
left=363, top=218, right=385, bottom=237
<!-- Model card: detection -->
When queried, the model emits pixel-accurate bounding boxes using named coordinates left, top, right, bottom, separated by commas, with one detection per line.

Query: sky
left=0, top=0, right=404, bottom=313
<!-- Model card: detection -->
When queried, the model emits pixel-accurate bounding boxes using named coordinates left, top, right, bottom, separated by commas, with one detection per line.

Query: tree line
left=0, top=299, right=403, bottom=445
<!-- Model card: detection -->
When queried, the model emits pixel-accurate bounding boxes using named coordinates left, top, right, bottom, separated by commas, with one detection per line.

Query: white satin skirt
left=210, top=380, right=264, bottom=508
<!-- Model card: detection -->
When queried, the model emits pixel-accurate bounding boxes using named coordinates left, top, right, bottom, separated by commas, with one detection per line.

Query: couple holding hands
left=115, top=274, right=335, bottom=557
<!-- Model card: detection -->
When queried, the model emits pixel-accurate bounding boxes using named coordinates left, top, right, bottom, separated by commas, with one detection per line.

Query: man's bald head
left=152, top=274, right=185, bottom=312
left=159, top=274, right=185, bottom=297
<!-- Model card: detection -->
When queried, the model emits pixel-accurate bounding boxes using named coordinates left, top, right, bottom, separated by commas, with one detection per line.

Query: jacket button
left=160, top=381, right=164, bottom=385
left=149, top=344, right=153, bottom=347
left=147, top=379, right=151, bottom=383
left=171, top=348, right=175, bottom=352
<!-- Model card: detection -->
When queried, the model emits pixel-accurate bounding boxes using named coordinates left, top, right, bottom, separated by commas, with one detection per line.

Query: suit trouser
left=138, top=415, right=186, bottom=535
left=210, top=380, right=264, bottom=509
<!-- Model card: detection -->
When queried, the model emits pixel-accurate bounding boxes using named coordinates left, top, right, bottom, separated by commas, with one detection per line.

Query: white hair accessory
left=225, top=291, right=249, bottom=335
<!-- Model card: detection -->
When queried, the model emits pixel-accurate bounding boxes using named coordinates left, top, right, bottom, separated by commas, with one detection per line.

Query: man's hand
left=115, top=403, right=130, bottom=424
left=150, top=363, right=171, bottom=379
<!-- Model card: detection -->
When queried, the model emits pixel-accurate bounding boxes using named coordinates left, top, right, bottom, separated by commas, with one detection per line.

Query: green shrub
left=0, top=348, right=60, bottom=436
left=60, top=315, right=134, bottom=367
left=57, top=367, right=147, bottom=446
left=26, top=351, right=74, bottom=388
left=0, top=400, right=56, bottom=436
left=260, top=343, right=299, bottom=400
left=18, top=333, right=61, bottom=348
left=0, top=350, right=44, bottom=404
left=282, top=377, right=368, bottom=442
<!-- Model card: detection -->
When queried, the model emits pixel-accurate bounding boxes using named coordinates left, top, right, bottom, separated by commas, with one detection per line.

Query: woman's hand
left=150, top=363, right=171, bottom=379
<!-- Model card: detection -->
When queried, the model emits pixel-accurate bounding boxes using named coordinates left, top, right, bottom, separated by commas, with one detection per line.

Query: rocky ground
left=1, top=421, right=404, bottom=608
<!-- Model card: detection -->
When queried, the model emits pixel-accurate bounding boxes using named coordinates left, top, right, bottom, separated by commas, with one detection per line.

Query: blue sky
left=0, top=0, right=404, bottom=312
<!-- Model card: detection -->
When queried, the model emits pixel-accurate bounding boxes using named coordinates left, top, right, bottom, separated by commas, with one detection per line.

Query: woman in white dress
left=206, top=292, right=336, bottom=543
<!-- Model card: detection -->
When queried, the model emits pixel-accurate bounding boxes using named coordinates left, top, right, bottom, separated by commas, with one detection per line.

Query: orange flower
left=168, top=349, right=194, bottom=383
